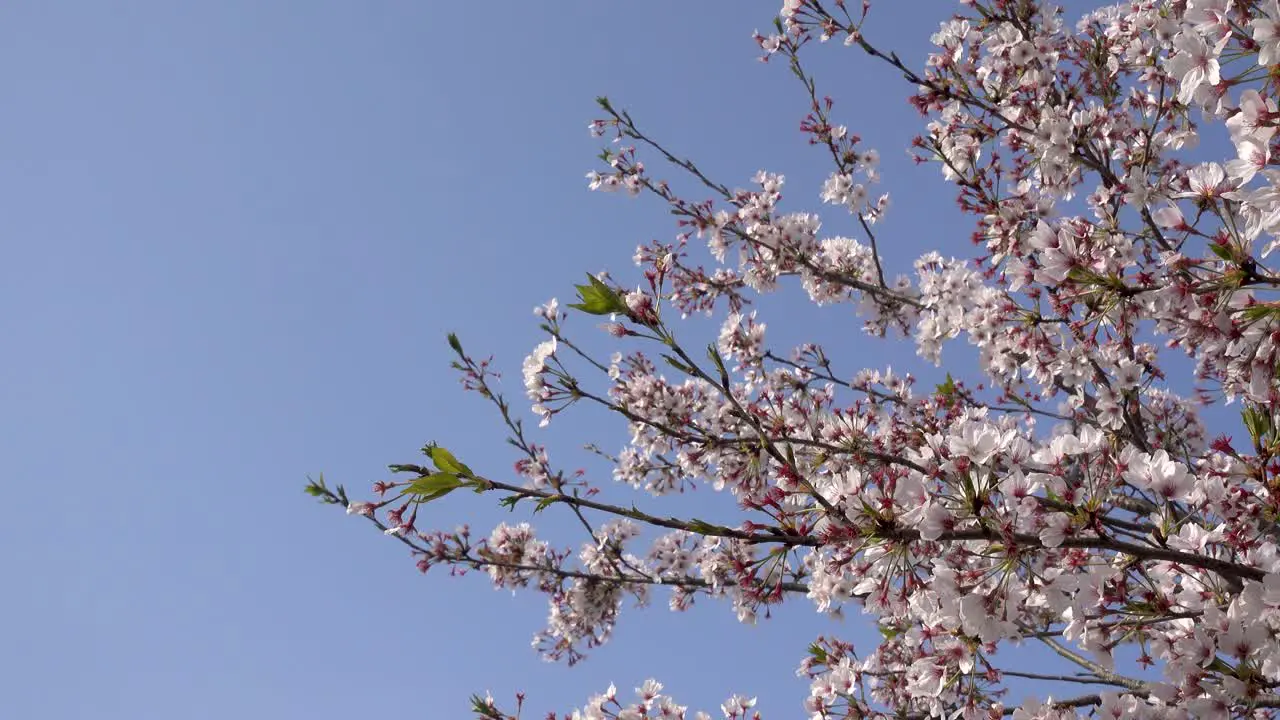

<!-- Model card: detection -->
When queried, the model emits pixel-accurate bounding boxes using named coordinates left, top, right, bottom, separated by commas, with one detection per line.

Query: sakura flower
left=1112, top=359, right=1142, bottom=390
left=1165, top=31, right=1226, bottom=104
left=1123, top=449, right=1193, bottom=502
left=1039, top=512, right=1072, bottom=548
left=917, top=501, right=953, bottom=542
left=1221, top=619, right=1267, bottom=659
left=720, top=694, right=756, bottom=719
left=1176, top=162, right=1229, bottom=201
left=1185, top=0, right=1233, bottom=43
left=905, top=657, right=950, bottom=698
left=534, top=298, right=560, bottom=322
left=523, top=338, right=559, bottom=426
left=1096, top=692, right=1141, bottom=720
left=1151, top=204, right=1185, bottom=230
left=948, top=420, right=1005, bottom=466
left=1226, top=136, right=1269, bottom=185
left=1226, top=89, right=1277, bottom=143
left=1252, top=0, right=1280, bottom=65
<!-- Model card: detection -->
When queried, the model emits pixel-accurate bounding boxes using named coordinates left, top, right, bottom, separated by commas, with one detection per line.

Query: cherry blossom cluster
left=310, top=0, right=1280, bottom=717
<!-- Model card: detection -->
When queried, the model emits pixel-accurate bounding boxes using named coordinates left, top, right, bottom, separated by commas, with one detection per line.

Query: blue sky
left=1, top=1, right=1215, bottom=717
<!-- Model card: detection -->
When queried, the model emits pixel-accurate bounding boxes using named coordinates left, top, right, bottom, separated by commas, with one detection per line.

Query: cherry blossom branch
left=858, top=212, right=888, bottom=288
left=311, top=483, right=810, bottom=599
left=761, top=349, right=1074, bottom=422
left=317, top=3, right=1280, bottom=715
left=779, top=40, right=889, bottom=288
left=451, top=553, right=809, bottom=596
left=995, top=669, right=1130, bottom=687
left=598, top=103, right=924, bottom=311
left=455, top=340, right=659, bottom=584
left=842, top=12, right=1188, bottom=264
left=1032, top=633, right=1150, bottom=694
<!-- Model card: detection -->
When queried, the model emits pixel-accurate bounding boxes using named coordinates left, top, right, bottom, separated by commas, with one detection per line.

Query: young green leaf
left=388, top=463, right=428, bottom=475
left=878, top=624, right=904, bottom=640
left=936, top=373, right=958, bottom=399
left=1241, top=305, right=1280, bottom=323
left=685, top=518, right=730, bottom=535
left=430, top=446, right=473, bottom=477
left=568, top=274, right=628, bottom=315
left=662, top=354, right=694, bottom=375
left=1243, top=406, right=1271, bottom=447
left=706, top=344, right=728, bottom=377
left=807, top=642, right=828, bottom=664
left=403, top=473, right=463, bottom=502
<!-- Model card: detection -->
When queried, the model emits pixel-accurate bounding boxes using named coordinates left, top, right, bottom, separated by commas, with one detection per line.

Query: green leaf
left=469, top=693, right=502, bottom=720
left=1243, top=406, right=1272, bottom=446
left=568, top=274, right=628, bottom=316
left=1121, top=600, right=1159, bottom=616
left=447, top=332, right=463, bottom=354
left=534, top=496, right=559, bottom=514
left=1209, top=243, right=1234, bottom=262
left=304, top=473, right=338, bottom=502
left=878, top=624, right=903, bottom=641
left=662, top=354, right=694, bottom=375
left=1066, top=266, right=1102, bottom=284
left=807, top=643, right=828, bottom=664
left=430, top=446, right=473, bottom=477
left=706, top=344, right=728, bottom=375
left=685, top=518, right=730, bottom=535
left=403, top=473, right=463, bottom=502
left=936, top=373, right=958, bottom=399
left=388, top=463, right=428, bottom=475
left=1241, top=304, right=1280, bottom=323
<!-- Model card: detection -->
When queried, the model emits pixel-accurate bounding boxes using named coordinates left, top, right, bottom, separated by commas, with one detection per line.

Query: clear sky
left=1, top=1, right=1195, bottom=717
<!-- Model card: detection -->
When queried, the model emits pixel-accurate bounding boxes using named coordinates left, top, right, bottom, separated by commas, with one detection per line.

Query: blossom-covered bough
left=308, top=1, right=1280, bottom=717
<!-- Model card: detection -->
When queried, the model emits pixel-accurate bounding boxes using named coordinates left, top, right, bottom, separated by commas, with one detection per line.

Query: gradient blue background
left=2, top=1, right=1203, bottom=717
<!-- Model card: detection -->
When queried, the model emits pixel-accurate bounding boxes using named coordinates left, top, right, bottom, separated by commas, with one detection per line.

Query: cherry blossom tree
left=308, top=1, right=1280, bottom=717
